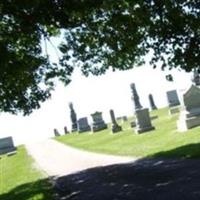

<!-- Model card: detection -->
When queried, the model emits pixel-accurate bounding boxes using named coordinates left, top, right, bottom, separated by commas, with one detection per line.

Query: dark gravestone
left=0, top=136, right=16, bottom=155
left=91, top=112, right=107, bottom=132
left=69, top=102, right=77, bottom=132
left=77, top=117, right=91, bottom=133
left=166, top=90, right=180, bottom=107
left=54, top=128, right=60, bottom=137
left=130, top=83, right=155, bottom=133
left=130, top=83, right=143, bottom=110
left=122, top=116, right=128, bottom=122
left=110, top=109, right=122, bottom=133
left=130, top=121, right=136, bottom=128
left=64, top=126, right=69, bottom=134
left=148, top=94, right=157, bottom=110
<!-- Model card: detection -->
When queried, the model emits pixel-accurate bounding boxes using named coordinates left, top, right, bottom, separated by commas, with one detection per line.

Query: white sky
left=0, top=36, right=193, bottom=146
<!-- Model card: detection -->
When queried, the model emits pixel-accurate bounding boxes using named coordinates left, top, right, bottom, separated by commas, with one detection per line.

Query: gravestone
left=148, top=94, right=157, bottom=110
left=64, top=126, right=69, bottom=134
left=91, top=111, right=107, bottom=132
left=166, top=90, right=180, bottom=115
left=110, top=109, right=122, bottom=133
left=191, top=68, right=200, bottom=86
left=122, top=116, right=128, bottom=122
left=130, top=83, right=143, bottom=110
left=177, top=85, right=200, bottom=131
left=166, top=90, right=180, bottom=107
left=77, top=117, right=91, bottom=133
left=69, top=102, right=77, bottom=132
left=130, top=121, right=136, bottom=128
left=54, top=128, right=60, bottom=137
left=130, top=83, right=155, bottom=133
left=0, top=137, right=16, bottom=155
left=135, top=109, right=155, bottom=133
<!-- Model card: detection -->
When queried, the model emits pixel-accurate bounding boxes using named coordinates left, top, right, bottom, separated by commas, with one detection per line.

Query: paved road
left=25, top=139, right=135, bottom=177
left=55, top=158, right=200, bottom=200
left=26, top=139, right=200, bottom=200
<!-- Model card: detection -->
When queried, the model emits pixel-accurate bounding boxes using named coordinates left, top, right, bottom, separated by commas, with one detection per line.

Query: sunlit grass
left=55, top=108, right=200, bottom=158
left=0, top=146, right=53, bottom=200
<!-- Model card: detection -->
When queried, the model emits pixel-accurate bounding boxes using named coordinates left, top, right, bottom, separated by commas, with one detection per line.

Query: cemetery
left=0, top=1, right=200, bottom=199
left=53, top=80, right=200, bottom=158
left=2, top=79, right=200, bottom=200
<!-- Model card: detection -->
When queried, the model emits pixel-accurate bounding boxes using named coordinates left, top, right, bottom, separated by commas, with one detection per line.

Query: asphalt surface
left=54, top=158, right=200, bottom=200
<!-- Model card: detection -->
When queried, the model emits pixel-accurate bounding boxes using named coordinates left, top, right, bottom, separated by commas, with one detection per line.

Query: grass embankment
left=56, top=108, right=200, bottom=158
left=0, top=146, right=53, bottom=200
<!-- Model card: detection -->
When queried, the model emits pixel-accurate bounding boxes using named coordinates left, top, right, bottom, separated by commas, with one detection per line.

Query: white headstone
left=177, top=85, right=200, bottom=131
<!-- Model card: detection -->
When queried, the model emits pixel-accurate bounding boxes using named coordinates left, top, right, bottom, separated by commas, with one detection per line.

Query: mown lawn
left=55, top=108, right=200, bottom=158
left=0, top=146, right=53, bottom=200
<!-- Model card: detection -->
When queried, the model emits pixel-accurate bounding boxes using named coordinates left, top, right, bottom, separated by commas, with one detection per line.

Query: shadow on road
left=2, top=143, right=200, bottom=200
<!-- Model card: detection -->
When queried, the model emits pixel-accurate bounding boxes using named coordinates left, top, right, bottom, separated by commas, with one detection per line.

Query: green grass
left=55, top=108, right=200, bottom=158
left=0, top=146, right=53, bottom=200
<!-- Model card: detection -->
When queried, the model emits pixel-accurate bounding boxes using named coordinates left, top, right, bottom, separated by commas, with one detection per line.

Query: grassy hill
left=0, top=146, right=53, bottom=200
left=55, top=108, right=200, bottom=158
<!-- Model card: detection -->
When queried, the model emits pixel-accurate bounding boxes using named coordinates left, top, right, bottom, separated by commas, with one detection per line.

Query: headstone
left=135, top=108, right=155, bottom=133
left=110, top=109, right=122, bottom=133
left=116, top=116, right=122, bottom=121
left=130, top=83, right=155, bottom=133
left=177, top=85, right=200, bottom=131
left=54, top=128, right=60, bottom=137
left=0, top=137, right=16, bottom=155
left=191, top=68, right=200, bottom=86
left=64, top=126, right=69, bottom=134
left=122, top=116, right=128, bottom=122
left=69, top=102, right=77, bottom=132
left=130, top=83, right=143, bottom=110
left=166, top=90, right=180, bottom=115
left=77, top=117, right=91, bottom=133
left=166, top=90, right=180, bottom=107
left=148, top=94, right=157, bottom=110
left=91, top=111, right=107, bottom=132
left=130, top=121, right=136, bottom=128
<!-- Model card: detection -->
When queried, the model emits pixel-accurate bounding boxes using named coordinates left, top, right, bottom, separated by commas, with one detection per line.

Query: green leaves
left=0, top=0, right=199, bottom=114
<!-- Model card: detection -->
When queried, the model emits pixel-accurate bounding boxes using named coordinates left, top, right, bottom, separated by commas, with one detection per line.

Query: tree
left=0, top=0, right=199, bottom=115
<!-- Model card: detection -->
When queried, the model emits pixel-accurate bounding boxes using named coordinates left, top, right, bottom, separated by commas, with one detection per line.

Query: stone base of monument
left=134, top=108, right=155, bottom=134
left=91, top=123, right=108, bottom=132
left=169, top=106, right=180, bottom=115
left=111, top=124, right=122, bottom=133
left=177, top=111, right=200, bottom=132
left=78, top=126, right=91, bottom=133
left=135, top=126, right=155, bottom=134
left=0, top=147, right=16, bottom=155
